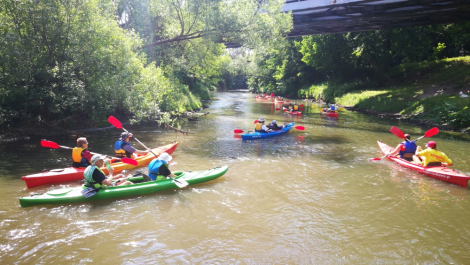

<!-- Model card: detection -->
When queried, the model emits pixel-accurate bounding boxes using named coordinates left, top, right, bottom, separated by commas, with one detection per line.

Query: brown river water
left=1, top=92, right=470, bottom=264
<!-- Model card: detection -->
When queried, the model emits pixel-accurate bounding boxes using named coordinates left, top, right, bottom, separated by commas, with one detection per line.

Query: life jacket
left=288, top=105, right=293, bottom=110
left=330, top=106, right=336, bottom=111
left=84, top=166, right=105, bottom=189
left=398, top=140, right=417, bottom=158
left=114, top=140, right=134, bottom=158
left=255, top=123, right=263, bottom=132
left=72, top=147, right=90, bottom=167
left=294, top=105, right=299, bottom=111
left=148, top=159, right=168, bottom=181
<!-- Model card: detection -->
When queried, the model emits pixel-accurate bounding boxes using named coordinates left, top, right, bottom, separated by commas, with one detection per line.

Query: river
left=1, top=92, right=470, bottom=264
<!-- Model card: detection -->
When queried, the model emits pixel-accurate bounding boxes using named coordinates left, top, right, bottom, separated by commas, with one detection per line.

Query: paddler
left=84, top=154, right=132, bottom=188
left=328, top=104, right=336, bottom=113
left=72, top=137, right=92, bottom=168
left=267, top=120, right=284, bottom=130
left=114, top=132, right=147, bottom=158
left=255, top=117, right=270, bottom=133
left=293, top=103, right=299, bottom=111
left=146, top=153, right=177, bottom=181
left=387, top=134, right=416, bottom=161
left=412, top=141, right=453, bottom=167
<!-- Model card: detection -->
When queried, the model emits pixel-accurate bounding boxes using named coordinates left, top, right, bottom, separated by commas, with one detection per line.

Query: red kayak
left=378, top=141, right=470, bottom=187
left=321, top=111, right=338, bottom=117
left=22, top=142, right=179, bottom=189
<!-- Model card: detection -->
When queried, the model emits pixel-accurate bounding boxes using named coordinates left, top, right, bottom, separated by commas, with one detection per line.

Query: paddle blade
left=275, top=108, right=281, bottom=111
left=234, top=129, right=244, bottom=134
left=41, top=140, right=60, bottom=149
left=121, top=157, right=138, bottom=166
left=368, top=158, right=381, bottom=161
left=173, top=178, right=188, bottom=188
left=390, top=126, right=405, bottom=139
left=286, top=100, right=289, bottom=102
left=424, top=127, right=439, bottom=137
left=254, top=120, right=258, bottom=124
left=300, top=104, right=304, bottom=107
left=338, top=107, right=345, bottom=111
left=108, top=116, right=123, bottom=129
left=294, top=126, right=305, bottom=131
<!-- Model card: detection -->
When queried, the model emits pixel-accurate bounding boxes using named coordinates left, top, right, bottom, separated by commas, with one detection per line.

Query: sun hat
left=119, top=132, right=132, bottom=141
left=272, top=120, right=277, bottom=124
left=90, top=154, right=107, bottom=165
left=259, top=117, right=265, bottom=122
left=157, top=152, right=172, bottom=163
left=426, top=141, right=436, bottom=148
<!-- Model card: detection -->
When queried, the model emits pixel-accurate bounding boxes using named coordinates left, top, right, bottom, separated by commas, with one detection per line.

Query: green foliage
left=0, top=0, right=292, bottom=131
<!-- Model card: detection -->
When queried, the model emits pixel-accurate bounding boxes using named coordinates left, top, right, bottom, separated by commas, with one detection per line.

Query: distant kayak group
left=251, top=95, right=469, bottom=187
left=19, top=116, right=229, bottom=207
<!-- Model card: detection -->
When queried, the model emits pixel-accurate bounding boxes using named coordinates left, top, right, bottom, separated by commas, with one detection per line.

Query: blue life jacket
left=148, top=159, right=167, bottom=181
left=114, top=140, right=133, bottom=158
left=330, top=106, right=336, bottom=111
left=398, top=140, right=417, bottom=157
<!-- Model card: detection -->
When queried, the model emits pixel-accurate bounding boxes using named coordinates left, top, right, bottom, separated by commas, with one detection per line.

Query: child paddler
left=72, top=137, right=92, bottom=168
left=114, top=132, right=148, bottom=159
left=146, top=153, right=177, bottom=181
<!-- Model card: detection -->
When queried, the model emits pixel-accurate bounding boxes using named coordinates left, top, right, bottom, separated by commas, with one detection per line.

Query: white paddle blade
left=173, top=178, right=189, bottom=188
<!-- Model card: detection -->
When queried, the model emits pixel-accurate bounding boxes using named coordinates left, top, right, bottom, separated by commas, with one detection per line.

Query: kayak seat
left=426, top=162, right=442, bottom=167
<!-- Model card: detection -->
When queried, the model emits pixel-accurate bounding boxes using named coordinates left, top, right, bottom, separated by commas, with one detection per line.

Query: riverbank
left=298, top=56, right=470, bottom=133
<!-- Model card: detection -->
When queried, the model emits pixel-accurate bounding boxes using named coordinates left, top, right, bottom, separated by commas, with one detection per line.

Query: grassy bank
left=298, top=56, right=470, bottom=131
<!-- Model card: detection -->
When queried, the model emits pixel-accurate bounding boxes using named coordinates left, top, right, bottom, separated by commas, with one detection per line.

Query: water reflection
left=1, top=92, right=470, bottom=263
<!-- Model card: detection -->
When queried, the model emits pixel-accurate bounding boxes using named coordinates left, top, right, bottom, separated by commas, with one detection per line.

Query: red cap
left=426, top=141, right=436, bottom=148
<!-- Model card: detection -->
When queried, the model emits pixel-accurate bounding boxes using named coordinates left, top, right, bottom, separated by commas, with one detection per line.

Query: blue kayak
left=241, top=122, right=294, bottom=140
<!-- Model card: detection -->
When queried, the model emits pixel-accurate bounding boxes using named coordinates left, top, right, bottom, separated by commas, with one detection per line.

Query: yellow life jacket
left=255, top=123, right=263, bottom=131
left=294, top=105, right=299, bottom=111
left=72, top=147, right=84, bottom=163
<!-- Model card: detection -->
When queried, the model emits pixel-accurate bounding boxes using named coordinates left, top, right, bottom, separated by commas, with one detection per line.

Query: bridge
left=284, top=0, right=470, bottom=36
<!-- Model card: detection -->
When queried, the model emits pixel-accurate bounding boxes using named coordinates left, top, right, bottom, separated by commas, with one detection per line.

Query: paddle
left=369, top=154, right=388, bottom=161
left=390, top=126, right=406, bottom=139
left=371, top=127, right=439, bottom=161
left=390, top=126, right=439, bottom=142
left=107, top=116, right=188, bottom=188
left=40, top=140, right=138, bottom=166
left=234, top=129, right=244, bottom=134
left=414, top=127, right=439, bottom=141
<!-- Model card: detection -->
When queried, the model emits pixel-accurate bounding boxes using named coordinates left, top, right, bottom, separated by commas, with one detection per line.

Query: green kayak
left=19, top=166, right=228, bottom=207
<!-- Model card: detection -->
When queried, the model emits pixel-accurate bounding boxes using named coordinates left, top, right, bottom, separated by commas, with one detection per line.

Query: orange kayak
left=22, top=142, right=178, bottom=189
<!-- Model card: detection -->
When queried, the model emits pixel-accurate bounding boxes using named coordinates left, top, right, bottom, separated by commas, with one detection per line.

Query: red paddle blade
left=390, top=126, right=405, bottom=139
left=300, top=104, right=304, bottom=107
left=234, top=129, right=244, bottom=134
left=41, top=140, right=60, bottom=149
left=108, top=116, right=123, bottom=129
left=286, top=100, right=289, bottom=102
left=275, top=108, right=280, bottom=110
left=424, top=127, right=439, bottom=137
left=294, top=126, right=305, bottom=131
left=254, top=120, right=259, bottom=124
left=121, top=157, right=138, bottom=166
left=368, top=158, right=381, bottom=161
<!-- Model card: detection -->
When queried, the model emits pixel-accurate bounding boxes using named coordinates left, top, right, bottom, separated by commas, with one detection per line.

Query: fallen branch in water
left=163, top=123, right=195, bottom=135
